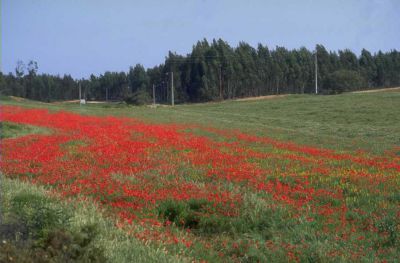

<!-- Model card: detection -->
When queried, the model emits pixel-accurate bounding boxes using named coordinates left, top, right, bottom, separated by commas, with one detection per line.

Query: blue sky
left=2, top=0, right=400, bottom=78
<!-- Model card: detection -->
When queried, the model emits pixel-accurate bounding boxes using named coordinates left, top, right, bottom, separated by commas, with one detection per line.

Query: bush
left=10, top=193, right=70, bottom=239
left=157, top=199, right=231, bottom=233
left=123, top=89, right=151, bottom=105
left=157, top=199, right=205, bottom=229
left=0, top=192, right=106, bottom=263
left=323, top=70, right=365, bottom=94
left=157, top=198, right=273, bottom=238
left=0, top=226, right=106, bottom=263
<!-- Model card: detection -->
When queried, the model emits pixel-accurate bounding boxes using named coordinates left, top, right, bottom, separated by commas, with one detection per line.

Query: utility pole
left=79, top=81, right=85, bottom=106
left=165, top=80, right=168, bottom=103
left=315, top=49, right=318, bottom=94
left=171, top=71, right=174, bottom=106
left=79, top=81, right=81, bottom=101
left=106, top=87, right=108, bottom=102
left=152, top=83, right=155, bottom=106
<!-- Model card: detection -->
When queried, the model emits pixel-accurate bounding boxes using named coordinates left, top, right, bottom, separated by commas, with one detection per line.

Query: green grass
left=0, top=175, right=175, bottom=263
left=0, top=122, right=51, bottom=139
left=2, top=91, right=399, bottom=154
left=1, top=91, right=399, bottom=262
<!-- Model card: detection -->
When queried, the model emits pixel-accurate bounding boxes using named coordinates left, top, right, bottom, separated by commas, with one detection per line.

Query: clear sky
left=2, top=0, right=400, bottom=79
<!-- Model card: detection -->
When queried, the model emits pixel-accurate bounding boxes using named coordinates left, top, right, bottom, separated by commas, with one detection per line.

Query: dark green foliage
left=0, top=192, right=106, bottom=263
left=124, top=89, right=151, bottom=105
left=128, top=64, right=149, bottom=94
left=323, top=70, right=365, bottom=94
left=375, top=212, right=399, bottom=247
left=157, top=198, right=273, bottom=238
left=157, top=199, right=231, bottom=233
left=157, top=199, right=204, bottom=229
left=0, top=226, right=106, bottom=263
left=156, top=198, right=300, bottom=262
left=10, top=193, right=70, bottom=239
left=1, top=42, right=399, bottom=103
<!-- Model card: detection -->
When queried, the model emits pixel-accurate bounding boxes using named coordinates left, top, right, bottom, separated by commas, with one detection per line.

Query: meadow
left=0, top=91, right=399, bottom=262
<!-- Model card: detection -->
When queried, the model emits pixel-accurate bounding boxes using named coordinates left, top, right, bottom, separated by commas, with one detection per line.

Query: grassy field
left=1, top=91, right=399, bottom=262
left=2, top=91, right=399, bottom=154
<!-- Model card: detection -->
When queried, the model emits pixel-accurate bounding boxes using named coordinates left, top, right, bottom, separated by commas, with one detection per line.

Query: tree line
left=1, top=39, right=399, bottom=104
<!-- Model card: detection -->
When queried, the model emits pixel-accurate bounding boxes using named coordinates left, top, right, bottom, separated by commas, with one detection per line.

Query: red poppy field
left=1, top=104, right=399, bottom=262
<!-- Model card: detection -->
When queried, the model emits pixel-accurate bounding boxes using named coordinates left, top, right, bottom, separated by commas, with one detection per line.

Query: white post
left=79, top=82, right=82, bottom=106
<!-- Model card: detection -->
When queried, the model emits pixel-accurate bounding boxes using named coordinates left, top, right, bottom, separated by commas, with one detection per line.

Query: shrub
left=323, top=70, right=365, bottom=94
left=123, top=89, right=151, bottom=105
left=157, top=198, right=273, bottom=238
left=0, top=192, right=106, bottom=262
left=157, top=199, right=202, bottom=229
left=157, top=199, right=229, bottom=233
left=0, top=226, right=106, bottom=263
left=10, top=193, right=70, bottom=239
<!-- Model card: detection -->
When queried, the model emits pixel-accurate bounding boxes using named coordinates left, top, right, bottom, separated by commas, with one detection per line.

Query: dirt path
left=51, top=100, right=107, bottom=104
left=9, top=96, right=26, bottom=102
left=234, top=94, right=287, bottom=101
left=352, top=87, right=400, bottom=93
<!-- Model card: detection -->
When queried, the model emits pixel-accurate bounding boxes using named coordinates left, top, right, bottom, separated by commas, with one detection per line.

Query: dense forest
left=1, top=39, right=399, bottom=104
